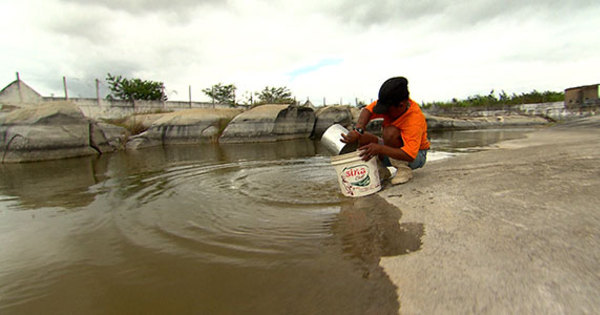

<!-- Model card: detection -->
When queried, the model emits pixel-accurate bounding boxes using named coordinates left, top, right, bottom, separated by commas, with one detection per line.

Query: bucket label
left=332, top=152, right=380, bottom=197
left=341, top=165, right=371, bottom=187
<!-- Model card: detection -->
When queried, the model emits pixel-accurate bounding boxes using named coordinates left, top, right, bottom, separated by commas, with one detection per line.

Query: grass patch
left=102, top=117, right=148, bottom=135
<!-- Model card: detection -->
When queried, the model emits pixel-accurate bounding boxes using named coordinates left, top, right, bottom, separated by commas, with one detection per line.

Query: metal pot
left=320, top=124, right=358, bottom=155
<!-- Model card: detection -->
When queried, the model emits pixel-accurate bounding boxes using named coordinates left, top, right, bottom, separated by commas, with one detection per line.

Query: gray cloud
left=59, top=0, right=224, bottom=18
left=41, top=58, right=145, bottom=98
left=326, top=0, right=442, bottom=25
left=4, top=0, right=598, bottom=103
left=326, top=0, right=598, bottom=28
left=46, top=15, right=111, bottom=44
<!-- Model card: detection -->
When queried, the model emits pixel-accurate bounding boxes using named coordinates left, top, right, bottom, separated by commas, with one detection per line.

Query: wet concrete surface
left=379, top=116, right=600, bottom=314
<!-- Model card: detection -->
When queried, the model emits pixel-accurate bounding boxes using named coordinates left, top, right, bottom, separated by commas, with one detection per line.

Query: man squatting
left=341, top=76, right=430, bottom=185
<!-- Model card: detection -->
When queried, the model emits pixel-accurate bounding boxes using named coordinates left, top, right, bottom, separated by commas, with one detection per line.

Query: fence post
left=160, top=83, right=166, bottom=109
left=16, top=72, right=23, bottom=103
left=96, top=79, right=101, bottom=106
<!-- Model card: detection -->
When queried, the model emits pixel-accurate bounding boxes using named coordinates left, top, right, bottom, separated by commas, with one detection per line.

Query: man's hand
left=340, top=130, right=361, bottom=144
left=358, top=143, right=383, bottom=161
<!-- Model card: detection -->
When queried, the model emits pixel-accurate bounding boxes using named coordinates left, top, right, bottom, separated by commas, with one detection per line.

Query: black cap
left=373, top=77, right=409, bottom=114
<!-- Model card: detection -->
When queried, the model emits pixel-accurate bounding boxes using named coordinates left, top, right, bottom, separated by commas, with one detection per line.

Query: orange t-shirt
left=365, top=99, right=430, bottom=159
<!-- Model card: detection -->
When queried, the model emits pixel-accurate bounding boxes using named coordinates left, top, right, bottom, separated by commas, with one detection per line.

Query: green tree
left=105, top=73, right=166, bottom=101
left=202, top=83, right=237, bottom=105
left=255, top=86, right=294, bottom=104
left=423, top=89, right=564, bottom=108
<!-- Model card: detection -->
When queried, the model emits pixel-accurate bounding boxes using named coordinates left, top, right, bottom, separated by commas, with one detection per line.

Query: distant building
left=565, top=84, right=600, bottom=108
left=0, top=79, right=43, bottom=107
left=301, top=99, right=315, bottom=109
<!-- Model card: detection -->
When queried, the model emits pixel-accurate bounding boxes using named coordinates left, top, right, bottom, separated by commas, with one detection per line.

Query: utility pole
left=189, top=85, right=192, bottom=108
left=63, top=76, right=68, bottom=100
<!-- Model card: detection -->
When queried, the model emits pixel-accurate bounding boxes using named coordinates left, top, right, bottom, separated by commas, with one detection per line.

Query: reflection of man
left=334, top=195, right=424, bottom=274
left=341, top=77, right=430, bottom=185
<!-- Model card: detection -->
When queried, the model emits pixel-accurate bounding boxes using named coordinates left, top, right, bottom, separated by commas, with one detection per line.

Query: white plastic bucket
left=331, top=151, right=381, bottom=197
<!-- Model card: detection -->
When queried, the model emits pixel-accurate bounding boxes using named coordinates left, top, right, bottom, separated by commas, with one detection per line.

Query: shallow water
left=429, top=128, right=535, bottom=153
left=0, top=129, right=533, bottom=314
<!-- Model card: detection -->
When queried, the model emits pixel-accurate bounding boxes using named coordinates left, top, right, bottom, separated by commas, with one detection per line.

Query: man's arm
left=358, top=142, right=415, bottom=162
left=341, top=108, right=374, bottom=144
left=354, top=108, right=372, bottom=130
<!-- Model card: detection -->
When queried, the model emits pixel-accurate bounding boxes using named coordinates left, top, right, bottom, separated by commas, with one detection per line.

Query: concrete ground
left=380, top=116, right=600, bottom=314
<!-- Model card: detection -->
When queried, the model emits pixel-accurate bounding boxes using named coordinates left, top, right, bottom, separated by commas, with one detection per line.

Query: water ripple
left=114, top=156, right=342, bottom=266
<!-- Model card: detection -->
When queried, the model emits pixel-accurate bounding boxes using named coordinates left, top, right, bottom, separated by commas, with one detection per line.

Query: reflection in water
left=0, top=130, right=531, bottom=314
left=429, top=128, right=533, bottom=153
left=338, top=196, right=423, bottom=258
left=334, top=195, right=424, bottom=278
left=0, top=157, right=106, bottom=209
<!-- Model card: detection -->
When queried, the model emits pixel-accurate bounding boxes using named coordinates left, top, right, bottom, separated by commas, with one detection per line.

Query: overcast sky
left=1, top=0, right=598, bottom=105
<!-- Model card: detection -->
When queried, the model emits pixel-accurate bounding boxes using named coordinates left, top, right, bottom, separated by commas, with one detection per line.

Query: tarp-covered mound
left=0, top=101, right=125, bottom=163
left=312, top=105, right=354, bottom=139
left=219, top=104, right=315, bottom=143
left=126, top=108, right=243, bottom=149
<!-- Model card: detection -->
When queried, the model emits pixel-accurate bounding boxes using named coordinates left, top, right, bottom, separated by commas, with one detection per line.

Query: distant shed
left=565, top=84, right=600, bottom=108
left=0, top=79, right=43, bottom=106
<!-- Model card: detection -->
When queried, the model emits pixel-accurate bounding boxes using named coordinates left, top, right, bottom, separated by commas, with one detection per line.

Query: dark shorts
left=378, top=137, right=428, bottom=170
left=408, top=149, right=428, bottom=170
